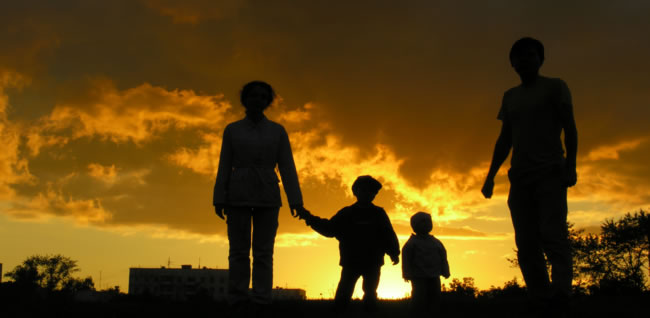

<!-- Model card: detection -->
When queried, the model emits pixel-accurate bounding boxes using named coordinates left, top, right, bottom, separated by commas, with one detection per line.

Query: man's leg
left=509, top=184, right=552, bottom=300
left=335, top=266, right=361, bottom=312
left=226, top=207, right=253, bottom=305
left=536, top=173, right=572, bottom=298
left=360, top=266, right=381, bottom=312
left=250, top=207, right=280, bottom=304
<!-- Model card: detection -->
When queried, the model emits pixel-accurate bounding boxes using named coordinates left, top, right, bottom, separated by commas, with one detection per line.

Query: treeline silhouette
left=1, top=210, right=649, bottom=317
left=507, top=209, right=649, bottom=296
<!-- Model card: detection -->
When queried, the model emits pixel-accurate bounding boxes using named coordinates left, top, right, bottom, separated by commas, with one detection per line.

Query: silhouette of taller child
left=299, top=175, right=400, bottom=314
left=482, top=37, right=578, bottom=316
left=213, top=81, right=307, bottom=307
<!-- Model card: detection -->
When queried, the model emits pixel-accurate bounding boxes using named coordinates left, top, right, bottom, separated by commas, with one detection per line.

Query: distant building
left=272, top=287, right=307, bottom=300
left=129, top=265, right=228, bottom=301
left=128, top=265, right=307, bottom=301
left=0, top=263, right=3, bottom=283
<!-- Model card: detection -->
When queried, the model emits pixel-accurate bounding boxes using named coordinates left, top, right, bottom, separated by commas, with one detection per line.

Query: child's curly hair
left=410, top=211, right=433, bottom=235
left=351, top=175, right=382, bottom=195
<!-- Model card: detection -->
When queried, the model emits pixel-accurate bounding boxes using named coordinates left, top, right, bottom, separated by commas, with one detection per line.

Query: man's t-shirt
left=498, top=76, right=572, bottom=184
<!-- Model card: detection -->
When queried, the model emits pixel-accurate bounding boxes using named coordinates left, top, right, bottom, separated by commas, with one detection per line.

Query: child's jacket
left=306, top=202, right=400, bottom=269
left=402, top=234, right=450, bottom=280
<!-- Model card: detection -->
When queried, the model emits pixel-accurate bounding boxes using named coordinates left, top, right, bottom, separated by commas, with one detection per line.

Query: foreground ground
left=1, top=294, right=649, bottom=318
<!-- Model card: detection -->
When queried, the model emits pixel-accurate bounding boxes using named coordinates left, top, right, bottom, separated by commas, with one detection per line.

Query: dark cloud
left=1, top=0, right=649, bottom=239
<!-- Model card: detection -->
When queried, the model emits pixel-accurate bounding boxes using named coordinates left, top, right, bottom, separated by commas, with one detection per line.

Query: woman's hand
left=290, top=205, right=308, bottom=218
left=214, top=204, right=227, bottom=220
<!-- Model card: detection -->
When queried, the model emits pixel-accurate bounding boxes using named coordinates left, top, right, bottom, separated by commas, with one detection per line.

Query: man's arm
left=559, top=81, right=578, bottom=187
left=481, top=121, right=512, bottom=199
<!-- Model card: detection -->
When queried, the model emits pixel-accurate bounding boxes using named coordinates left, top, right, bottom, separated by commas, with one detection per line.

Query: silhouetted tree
left=4, top=254, right=94, bottom=292
left=574, top=211, right=649, bottom=294
left=479, top=277, right=527, bottom=299
left=443, top=277, right=478, bottom=300
left=508, top=211, right=650, bottom=294
left=507, top=223, right=583, bottom=278
left=105, top=285, right=120, bottom=293
left=61, top=276, right=95, bottom=293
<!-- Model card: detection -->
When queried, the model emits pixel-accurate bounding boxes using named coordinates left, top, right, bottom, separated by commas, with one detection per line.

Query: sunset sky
left=1, top=0, right=650, bottom=299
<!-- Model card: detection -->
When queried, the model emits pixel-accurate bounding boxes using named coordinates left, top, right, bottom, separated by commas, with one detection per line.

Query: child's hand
left=390, top=254, right=399, bottom=265
left=290, top=205, right=305, bottom=218
left=296, top=207, right=312, bottom=221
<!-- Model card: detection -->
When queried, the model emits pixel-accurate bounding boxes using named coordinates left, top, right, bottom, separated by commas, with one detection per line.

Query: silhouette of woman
left=213, top=81, right=306, bottom=307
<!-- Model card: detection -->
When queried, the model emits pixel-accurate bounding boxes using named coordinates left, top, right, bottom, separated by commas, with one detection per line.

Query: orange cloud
left=585, top=138, right=646, bottom=161
left=0, top=71, right=34, bottom=199
left=282, top=106, right=491, bottom=226
left=5, top=188, right=111, bottom=224
left=573, top=163, right=650, bottom=207
left=168, top=101, right=494, bottom=229
left=87, top=163, right=150, bottom=187
left=36, top=79, right=232, bottom=146
left=4, top=75, right=649, bottom=244
left=168, top=132, right=222, bottom=176
left=88, top=163, right=118, bottom=182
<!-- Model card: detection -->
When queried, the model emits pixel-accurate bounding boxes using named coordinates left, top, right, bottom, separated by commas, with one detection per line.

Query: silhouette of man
left=481, top=37, right=578, bottom=315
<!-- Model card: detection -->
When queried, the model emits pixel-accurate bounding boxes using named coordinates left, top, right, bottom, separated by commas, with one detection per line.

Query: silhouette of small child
left=299, top=175, right=400, bottom=314
left=402, top=211, right=450, bottom=317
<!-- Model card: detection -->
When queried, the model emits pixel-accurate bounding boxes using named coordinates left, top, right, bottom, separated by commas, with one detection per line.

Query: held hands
left=390, top=254, right=399, bottom=265
left=481, top=178, right=494, bottom=199
left=295, top=207, right=313, bottom=222
left=290, top=205, right=310, bottom=219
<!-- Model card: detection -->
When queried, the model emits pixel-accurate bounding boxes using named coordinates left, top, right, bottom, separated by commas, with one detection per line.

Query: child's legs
left=410, top=279, right=428, bottom=316
left=360, top=266, right=381, bottom=312
left=335, top=266, right=361, bottom=311
left=429, top=276, right=442, bottom=314
left=410, top=277, right=441, bottom=317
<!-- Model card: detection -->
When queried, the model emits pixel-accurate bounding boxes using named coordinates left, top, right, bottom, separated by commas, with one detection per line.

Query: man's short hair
left=509, top=37, right=545, bottom=63
left=240, top=80, right=276, bottom=109
left=351, top=175, right=382, bottom=195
